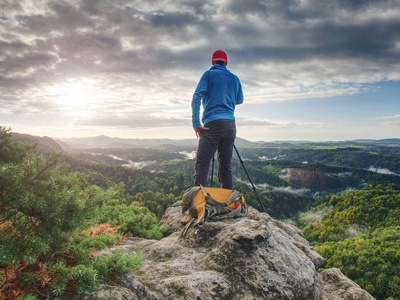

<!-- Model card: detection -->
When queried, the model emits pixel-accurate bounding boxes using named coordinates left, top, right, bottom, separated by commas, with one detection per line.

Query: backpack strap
left=194, top=184, right=208, bottom=225
left=211, top=204, right=247, bottom=220
left=199, top=184, right=208, bottom=199
left=226, top=190, right=240, bottom=206
left=205, top=190, right=240, bottom=208
left=182, top=186, right=201, bottom=213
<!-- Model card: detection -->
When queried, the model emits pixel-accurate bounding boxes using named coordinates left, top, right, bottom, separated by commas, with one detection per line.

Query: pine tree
left=0, top=128, right=145, bottom=298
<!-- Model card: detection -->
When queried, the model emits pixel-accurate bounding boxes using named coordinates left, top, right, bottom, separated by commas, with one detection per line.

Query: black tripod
left=209, top=145, right=267, bottom=213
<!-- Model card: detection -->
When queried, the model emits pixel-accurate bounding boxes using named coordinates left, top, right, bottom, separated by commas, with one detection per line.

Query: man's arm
left=192, top=72, right=209, bottom=135
left=236, top=79, right=244, bottom=105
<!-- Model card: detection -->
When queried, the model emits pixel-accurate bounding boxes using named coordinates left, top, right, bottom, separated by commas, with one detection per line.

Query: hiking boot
left=181, top=213, right=194, bottom=225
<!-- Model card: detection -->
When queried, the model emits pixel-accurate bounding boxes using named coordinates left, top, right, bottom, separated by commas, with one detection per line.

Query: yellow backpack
left=182, top=185, right=248, bottom=226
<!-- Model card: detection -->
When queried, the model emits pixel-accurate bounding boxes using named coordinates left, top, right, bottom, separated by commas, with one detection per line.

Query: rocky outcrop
left=90, top=202, right=375, bottom=300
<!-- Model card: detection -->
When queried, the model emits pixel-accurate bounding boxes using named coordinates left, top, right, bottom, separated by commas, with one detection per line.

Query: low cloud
left=298, top=206, right=333, bottom=224
left=179, top=151, right=196, bottom=159
left=386, top=121, right=400, bottom=127
left=122, top=160, right=158, bottom=169
left=329, top=172, right=353, bottom=178
left=368, top=166, right=398, bottom=176
left=237, top=116, right=323, bottom=128
left=259, top=155, right=287, bottom=161
left=374, top=114, right=400, bottom=120
left=270, top=186, right=310, bottom=196
left=235, top=178, right=309, bottom=196
left=344, top=224, right=368, bottom=238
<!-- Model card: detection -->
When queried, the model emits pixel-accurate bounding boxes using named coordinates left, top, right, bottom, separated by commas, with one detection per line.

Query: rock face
left=92, top=202, right=375, bottom=300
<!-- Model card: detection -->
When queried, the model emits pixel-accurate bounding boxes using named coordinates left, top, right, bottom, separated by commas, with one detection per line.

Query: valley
left=57, top=135, right=400, bottom=219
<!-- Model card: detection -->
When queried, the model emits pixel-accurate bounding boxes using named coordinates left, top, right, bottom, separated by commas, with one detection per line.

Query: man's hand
left=194, top=126, right=209, bottom=138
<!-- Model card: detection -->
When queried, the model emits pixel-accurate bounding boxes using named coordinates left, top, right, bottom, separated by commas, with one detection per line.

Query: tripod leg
left=233, top=145, right=267, bottom=213
left=210, top=155, right=215, bottom=187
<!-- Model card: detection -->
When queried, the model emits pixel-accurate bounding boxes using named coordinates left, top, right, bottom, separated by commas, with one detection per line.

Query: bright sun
left=51, top=78, right=98, bottom=113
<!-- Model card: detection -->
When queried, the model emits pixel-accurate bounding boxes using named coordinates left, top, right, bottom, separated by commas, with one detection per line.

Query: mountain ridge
left=10, top=131, right=400, bottom=151
left=57, top=136, right=258, bottom=149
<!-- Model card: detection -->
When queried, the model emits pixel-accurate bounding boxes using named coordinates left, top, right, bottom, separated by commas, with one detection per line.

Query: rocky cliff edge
left=90, top=202, right=375, bottom=300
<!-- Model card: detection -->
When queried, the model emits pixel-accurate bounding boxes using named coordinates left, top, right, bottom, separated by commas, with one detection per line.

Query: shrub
left=0, top=128, right=148, bottom=298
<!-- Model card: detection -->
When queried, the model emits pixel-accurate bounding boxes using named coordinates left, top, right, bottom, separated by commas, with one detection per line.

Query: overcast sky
left=1, top=0, right=400, bottom=141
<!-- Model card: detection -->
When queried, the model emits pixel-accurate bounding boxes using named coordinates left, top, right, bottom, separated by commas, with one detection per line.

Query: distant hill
left=54, top=139, right=72, bottom=151
left=59, top=135, right=198, bottom=149
left=266, top=139, right=400, bottom=146
left=58, top=135, right=259, bottom=150
left=347, top=138, right=400, bottom=145
left=12, top=133, right=63, bottom=153
left=372, top=138, right=400, bottom=144
left=10, top=131, right=400, bottom=153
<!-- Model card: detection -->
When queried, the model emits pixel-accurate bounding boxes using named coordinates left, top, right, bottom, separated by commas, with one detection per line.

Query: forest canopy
left=0, top=127, right=165, bottom=298
left=298, top=184, right=400, bottom=300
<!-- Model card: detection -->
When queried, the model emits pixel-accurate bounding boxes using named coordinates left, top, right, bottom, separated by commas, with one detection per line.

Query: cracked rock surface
left=88, top=204, right=375, bottom=300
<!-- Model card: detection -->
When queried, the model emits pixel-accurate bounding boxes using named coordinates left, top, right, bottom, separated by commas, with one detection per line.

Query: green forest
left=297, top=184, right=400, bottom=300
left=2, top=127, right=400, bottom=299
left=0, top=127, right=165, bottom=299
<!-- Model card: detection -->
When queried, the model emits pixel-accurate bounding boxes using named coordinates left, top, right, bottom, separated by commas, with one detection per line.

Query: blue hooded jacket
left=192, top=64, right=243, bottom=128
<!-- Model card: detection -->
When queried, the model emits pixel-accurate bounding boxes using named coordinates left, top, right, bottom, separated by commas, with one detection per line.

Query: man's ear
left=212, top=60, right=215, bottom=65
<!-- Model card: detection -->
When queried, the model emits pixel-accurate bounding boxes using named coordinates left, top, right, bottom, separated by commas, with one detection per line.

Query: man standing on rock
left=191, top=50, right=244, bottom=189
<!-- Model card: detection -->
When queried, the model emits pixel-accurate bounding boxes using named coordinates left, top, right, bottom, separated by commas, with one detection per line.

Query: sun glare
left=51, top=78, right=99, bottom=113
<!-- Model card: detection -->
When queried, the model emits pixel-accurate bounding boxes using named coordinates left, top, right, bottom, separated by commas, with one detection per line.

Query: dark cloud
left=48, top=1, right=94, bottom=29
left=227, top=0, right=397, bottom=20
left=0, top=74, right=35, bottom=89
left=0, top=52, right=57, bottom=76
left=1, top=0, right=400, bottom=118
left=145, top=10, right=199, bottom=28
left=222, top=0, right=400, bottom=63
left=227, top=0, right=272, bottom=14
left=15, top=14, right=54, bottom=35
left=225, top=0, right=400, bottom=54
left=0, top=39, right=29, bottom=54
left=55, top=33, right=122, bottom=61
left=311, top=19, right=400, bottom=59
left=182, top=0, right=217, bottom=16
left=0, top=0, right=23, bottom=13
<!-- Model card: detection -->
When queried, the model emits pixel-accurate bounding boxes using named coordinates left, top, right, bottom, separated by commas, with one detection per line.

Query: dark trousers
left=194, top=119, right=236, bottom=189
